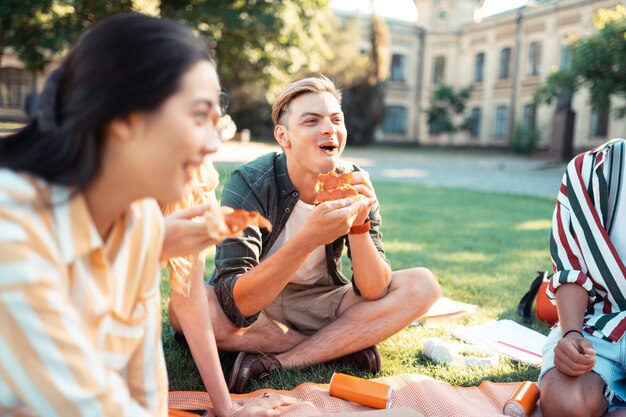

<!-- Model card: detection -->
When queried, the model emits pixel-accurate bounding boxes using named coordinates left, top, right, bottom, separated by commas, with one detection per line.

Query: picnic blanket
left=168, top=374, right=543, bottom=417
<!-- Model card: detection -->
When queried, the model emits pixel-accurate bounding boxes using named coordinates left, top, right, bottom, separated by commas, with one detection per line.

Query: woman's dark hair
left=0, top=13, right=214, bottom=190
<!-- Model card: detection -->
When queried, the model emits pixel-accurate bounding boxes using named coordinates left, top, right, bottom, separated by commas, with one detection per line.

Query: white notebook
left=452, top=319, right=547, bottom=365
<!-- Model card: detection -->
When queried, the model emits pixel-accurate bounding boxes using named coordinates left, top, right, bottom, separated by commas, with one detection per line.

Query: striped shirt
left=0, top=170, right=168, bottom=416
left=549, top=138, right=626, bottom=342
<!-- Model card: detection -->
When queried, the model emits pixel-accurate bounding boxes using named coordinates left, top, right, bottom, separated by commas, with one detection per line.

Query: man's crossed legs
left=171, top=267, right=440, bottom=393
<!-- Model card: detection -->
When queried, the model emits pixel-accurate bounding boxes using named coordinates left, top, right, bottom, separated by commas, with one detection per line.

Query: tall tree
left=170, top=0, right=333, bottom=136
left=535, top=5, right=626, bottom=118
left=337, top=13, right=390, bottom=146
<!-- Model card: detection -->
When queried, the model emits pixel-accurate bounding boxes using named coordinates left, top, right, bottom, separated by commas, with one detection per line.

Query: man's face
left=277, top=91, right=347, bottom=175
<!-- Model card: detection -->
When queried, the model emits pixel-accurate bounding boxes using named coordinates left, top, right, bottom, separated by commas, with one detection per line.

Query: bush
left=510, top=123, right=540, bottom=155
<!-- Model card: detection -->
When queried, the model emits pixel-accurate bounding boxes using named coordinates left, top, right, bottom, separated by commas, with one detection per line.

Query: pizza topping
left=204, top=207, right=272, bottom=240
left=314, top=171, right=359, bottom=205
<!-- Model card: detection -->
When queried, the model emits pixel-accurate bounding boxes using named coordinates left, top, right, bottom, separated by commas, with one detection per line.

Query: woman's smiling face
left=121, top=60, right=222, bottom=204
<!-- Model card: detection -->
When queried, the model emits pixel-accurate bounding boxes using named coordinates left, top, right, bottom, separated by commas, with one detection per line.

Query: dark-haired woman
left=0, top=13, right=298, bottom=417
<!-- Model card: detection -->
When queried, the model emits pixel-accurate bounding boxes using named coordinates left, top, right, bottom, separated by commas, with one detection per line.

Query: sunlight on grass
left=466, top=222, right=496, bottom=229
left=515, top=219, right=552, bottom=231
left=163, top=170, right=557, bottom=392
left=434, top=251, right=492, bottom=263
left=383, top=240, right=426, bottom=253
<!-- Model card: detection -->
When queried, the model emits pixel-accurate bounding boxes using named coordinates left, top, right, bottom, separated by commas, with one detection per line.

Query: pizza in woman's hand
left=204, top=207, right=272, bottom=240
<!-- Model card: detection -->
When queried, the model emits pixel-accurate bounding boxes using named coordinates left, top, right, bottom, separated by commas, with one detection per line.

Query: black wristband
left=562, top=329, right=584, bottom=339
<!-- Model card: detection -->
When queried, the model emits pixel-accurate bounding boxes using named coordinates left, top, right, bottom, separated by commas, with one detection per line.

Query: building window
left=499, top=47, right=511, bottom=79
left=470, top=107, right=481, bottom=139
left=383, top=106, right=407, bottom=134
left=474, top=53, right=485, bottom=83
left=494, top=105, right=509, bottom=138
left=560, top=44, right=572, bottom=70
left=432, top=56, right=445, bottom=85
left=523, top=104, right=536, bottom=132
left=527, top=41, right=541, bottom=76
left=429, top=122, right=441, bottom=136
left=0, top=67, right=35, bottom=110
left=590, top=107, right=609, bottom=138
left=390, top=54, right=407, bottom=82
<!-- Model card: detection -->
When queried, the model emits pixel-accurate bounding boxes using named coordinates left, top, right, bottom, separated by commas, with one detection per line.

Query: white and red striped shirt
left=0, top=170, right=168, bottom=416
left=549, top=138, right=626, bottom=343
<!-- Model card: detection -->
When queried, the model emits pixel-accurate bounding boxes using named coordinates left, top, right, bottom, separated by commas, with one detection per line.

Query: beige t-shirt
left=265, top=199, right=326, bottom=285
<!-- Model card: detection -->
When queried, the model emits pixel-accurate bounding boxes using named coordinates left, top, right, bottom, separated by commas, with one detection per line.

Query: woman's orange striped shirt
left=0, top=170, right=168, bottom=416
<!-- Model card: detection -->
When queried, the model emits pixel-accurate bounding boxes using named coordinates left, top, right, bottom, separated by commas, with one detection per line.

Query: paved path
left=214, top=141, right=566, bottom=199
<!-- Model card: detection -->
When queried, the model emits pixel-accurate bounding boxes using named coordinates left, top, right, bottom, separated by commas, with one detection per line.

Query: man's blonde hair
left=271, top=75, right=342, bottom=126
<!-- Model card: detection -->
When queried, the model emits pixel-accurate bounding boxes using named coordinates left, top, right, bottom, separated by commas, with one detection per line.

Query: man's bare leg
left=170, top=285, right=307, bottom=353
left=275, top=267, right=440, bottom=368
left=176, top=267, right=439, bottom=366
left=540, top=368, right=607, bottom=417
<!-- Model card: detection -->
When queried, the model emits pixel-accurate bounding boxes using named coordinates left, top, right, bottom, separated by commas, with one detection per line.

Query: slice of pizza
left=204, top=207, right=272, bottom=240
left=314, top=171, right=359, bottom=205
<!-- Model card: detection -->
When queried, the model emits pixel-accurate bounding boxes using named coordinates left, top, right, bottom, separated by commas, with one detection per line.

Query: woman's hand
left=161, top=204, right=219, bottom=262
left=553, top=333, right=596, bottom=377
left=230, top=393, right=317, bottom=417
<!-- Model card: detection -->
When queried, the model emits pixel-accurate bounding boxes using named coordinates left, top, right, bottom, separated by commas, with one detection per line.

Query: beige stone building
left=337, top=0, right=626, bottom=150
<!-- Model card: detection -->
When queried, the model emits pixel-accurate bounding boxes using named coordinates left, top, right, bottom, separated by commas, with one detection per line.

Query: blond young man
left=170, top=75, right=441, bottom=394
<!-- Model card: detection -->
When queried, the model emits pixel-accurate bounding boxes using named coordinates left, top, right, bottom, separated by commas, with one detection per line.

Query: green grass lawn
left=161, top=163, right=555, bottom=392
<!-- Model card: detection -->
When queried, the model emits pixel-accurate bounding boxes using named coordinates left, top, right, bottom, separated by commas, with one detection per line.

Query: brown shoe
left=228, top=352, right=282, bottom=394
left=334, top=345, right=382, bottom=374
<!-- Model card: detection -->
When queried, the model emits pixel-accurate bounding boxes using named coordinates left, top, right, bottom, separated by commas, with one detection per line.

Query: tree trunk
left=549, top=106, right=575, bottom=162
left=160, top=0, right=174, bottom=17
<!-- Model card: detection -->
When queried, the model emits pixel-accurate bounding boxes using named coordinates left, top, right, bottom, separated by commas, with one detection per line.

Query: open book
left=452, top=320, right=547, bottom=365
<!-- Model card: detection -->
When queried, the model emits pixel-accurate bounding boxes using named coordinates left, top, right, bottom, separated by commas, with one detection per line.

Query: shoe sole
left=228, top=351, right=247, bottom=392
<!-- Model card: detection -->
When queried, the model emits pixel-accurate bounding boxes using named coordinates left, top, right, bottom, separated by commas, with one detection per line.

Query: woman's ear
left=105, top=116, right=134, bottom=142
left=274, top=124, right=290, bottom=148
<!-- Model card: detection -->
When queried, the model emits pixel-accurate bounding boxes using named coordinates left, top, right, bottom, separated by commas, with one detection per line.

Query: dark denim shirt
left=210, top=152, right=388, bottom=327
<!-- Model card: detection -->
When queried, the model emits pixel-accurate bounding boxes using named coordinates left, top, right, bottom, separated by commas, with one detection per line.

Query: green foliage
left=0, top=0, right=133, bottom=71
left=169, top=0, right=333, bottom=136
left=1, top=0, right=62, bottom=71
left=424, top=84, right=474, bottom=135
left=163, top=162, right=554, bottom=391
left=533, top=69, right=578, bottom=108
left=510, top=123, right=540, bottom=155
left=2, top=1, right=334, bottom=138
left=3, top=1, right=384, bottom=143
left=534, top=5, right=626, bottom=118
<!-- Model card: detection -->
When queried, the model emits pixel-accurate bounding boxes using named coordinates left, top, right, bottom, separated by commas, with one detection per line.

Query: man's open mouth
left=319, top=144, right=337, bottom=151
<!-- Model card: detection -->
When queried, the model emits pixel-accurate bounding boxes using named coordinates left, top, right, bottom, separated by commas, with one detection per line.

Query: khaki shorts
left=263, top=283, right=352, bottom=336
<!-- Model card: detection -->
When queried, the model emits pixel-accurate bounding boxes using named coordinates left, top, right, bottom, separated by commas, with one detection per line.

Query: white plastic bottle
left=423, top=338, right=499, bottom=367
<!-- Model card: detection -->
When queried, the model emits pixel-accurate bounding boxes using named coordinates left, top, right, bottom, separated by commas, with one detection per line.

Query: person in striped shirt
left=0, top=13, right=279, bottom=417
left=539, top=138, right=626, bottom=417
